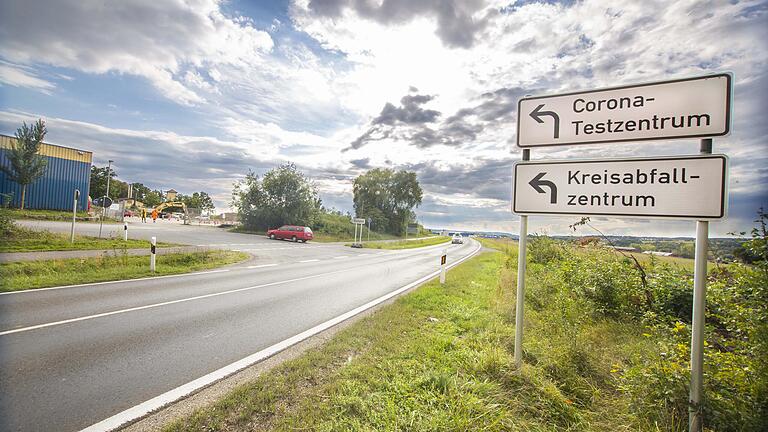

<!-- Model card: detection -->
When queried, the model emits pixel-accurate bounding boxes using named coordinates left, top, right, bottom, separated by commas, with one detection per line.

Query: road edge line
left=79, top=240, right=482, bottom=432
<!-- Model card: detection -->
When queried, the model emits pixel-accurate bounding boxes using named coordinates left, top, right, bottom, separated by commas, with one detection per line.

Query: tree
left=1, top=119, right=48, bottom=209
left=179, top=191, right=215, bottom=213
left=353, top=168, right=423, bottom=235
left=232, top=164, right=321, bottom=231
left=142, top=190, right=164, bottom=208
left=89, top=165, right=127, bottom=201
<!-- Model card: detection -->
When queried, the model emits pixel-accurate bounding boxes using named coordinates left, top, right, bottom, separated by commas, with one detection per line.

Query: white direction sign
left=517, top=74, right=732, bottom=148
left=513, top=155, right=728, bottom=219
left=352, top=217, right=366, bottom=224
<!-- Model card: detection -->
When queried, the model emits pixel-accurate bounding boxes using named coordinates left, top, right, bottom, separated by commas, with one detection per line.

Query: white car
left=451, top=234, right=463, bottom=244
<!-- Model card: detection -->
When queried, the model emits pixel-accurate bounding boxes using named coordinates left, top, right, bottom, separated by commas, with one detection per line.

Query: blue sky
left=1, top=0, right=766, bottom=236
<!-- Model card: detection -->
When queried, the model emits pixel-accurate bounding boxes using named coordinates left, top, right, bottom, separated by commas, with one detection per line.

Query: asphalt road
left=17, top=218, right=318, bottom=248
left=0, top=226, right=479, bottom=432
left=14, top=219, right=362, bottom=265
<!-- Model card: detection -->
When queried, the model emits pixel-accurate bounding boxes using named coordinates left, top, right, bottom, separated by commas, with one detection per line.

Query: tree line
left=232, top=164, right=423, bottom=235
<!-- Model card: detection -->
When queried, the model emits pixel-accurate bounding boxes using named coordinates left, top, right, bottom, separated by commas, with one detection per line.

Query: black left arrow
left=530, top=104, right=560, bottom=139
left=529, top=172, right=557, bottom=204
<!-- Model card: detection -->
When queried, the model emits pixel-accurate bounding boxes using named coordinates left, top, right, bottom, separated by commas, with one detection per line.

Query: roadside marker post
left=513, top=74, right=732, bottom=432
left=150, top=236, right=157, bottom=272
left=439, top=249, right=447, bottom=284
left=70, top=189, right=79, bottom=244
left=123, top=223, right=128, bottom=241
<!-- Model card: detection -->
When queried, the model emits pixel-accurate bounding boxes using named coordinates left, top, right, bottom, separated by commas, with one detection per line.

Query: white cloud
left=286, top=0, right=767, bottom=235
left=0, top=0, right=274, bottom=105
left=0, top=62, right=55, bottom=93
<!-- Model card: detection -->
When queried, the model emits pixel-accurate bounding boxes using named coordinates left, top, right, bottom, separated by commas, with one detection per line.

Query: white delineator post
left=514, top=148, right=530, bottom=369
left=123, top=223, right=128, bottom=241
left=70, top=189, right=79, bottom=244
left=689, top=138, right=712, bottom=432
left=150, top=236, right=157, bottom=272
left=440, top=248, right=447, bottom=284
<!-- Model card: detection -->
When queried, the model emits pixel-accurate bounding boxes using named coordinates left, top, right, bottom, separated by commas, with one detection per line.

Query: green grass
left=0, top=226, right=175, bottom=253
left=348, top=236, right=449, bottom=249
left=312, top=230, right=400, bottom=243
left=0, top=250, right=249, bottom=292
left=2, top=208, right=123, bottom=223
left=3, top=208, right=89, bottom=220
left=163, top=244, right=661, bottom=432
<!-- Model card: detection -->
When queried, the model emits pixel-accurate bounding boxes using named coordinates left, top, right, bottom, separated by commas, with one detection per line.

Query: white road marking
left=246, top=264, right=277, bottom=269
left=79, top=240, right=481, bottom=432
left=333, top=256, right=348, bottom=259
left=0, top=270, right=231, bottom=296
left=0, top=268, right=353, bottom=336
left=298, top=259, right=319, bottom=263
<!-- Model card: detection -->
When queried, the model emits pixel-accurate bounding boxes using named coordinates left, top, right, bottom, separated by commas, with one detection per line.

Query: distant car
left=267, top=225, right=314, bottom=242
left=123, top=210, right=134, bottom=217
left=451, top=234, right=463, bottom=244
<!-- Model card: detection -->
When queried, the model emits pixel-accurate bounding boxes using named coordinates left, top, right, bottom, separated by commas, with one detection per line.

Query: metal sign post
left=351, top=218, right=366, bottom=248
left=689, top=138, right=712, bottom=431
left=70, top=189, right=80, bottom=243
left=514, top=149, right=530, bottom=368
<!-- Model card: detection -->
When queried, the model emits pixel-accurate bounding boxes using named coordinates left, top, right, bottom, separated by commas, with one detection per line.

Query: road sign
left=513, top=155, right=728, bottom=219
left=352, top=217, right=366, bottom=224
left=517, top=73, right=732, bottom=148
left=406, top=223, right=419, bottom=234
left=93, top=196, right=113, bottom=208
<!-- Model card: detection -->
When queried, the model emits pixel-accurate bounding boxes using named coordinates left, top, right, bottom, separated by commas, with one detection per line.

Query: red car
left=266, top=225, right=314, bottom=242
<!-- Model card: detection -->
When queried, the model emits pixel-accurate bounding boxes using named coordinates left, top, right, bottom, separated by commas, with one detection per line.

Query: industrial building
left=0, top=134, right=92, bottom=211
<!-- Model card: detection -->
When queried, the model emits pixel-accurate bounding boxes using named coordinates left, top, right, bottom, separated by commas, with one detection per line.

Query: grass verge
left=163, top=246, right=641, bottom=431
left=312, top=231, right=400, bottom=243
left=0, top=250, right=248, bottom=292
left=3, top=208, right=89, bottom=221
left=349, top=236, right=449, bottom=249
left=0, top=226, right=175, bottom=253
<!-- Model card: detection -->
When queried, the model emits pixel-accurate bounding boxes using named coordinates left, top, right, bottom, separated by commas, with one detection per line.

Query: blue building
left=0, top=134, right=92, bottom=211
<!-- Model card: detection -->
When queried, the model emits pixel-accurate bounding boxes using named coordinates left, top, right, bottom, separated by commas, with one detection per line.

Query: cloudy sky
left=1, top=0, right=766, bottom=236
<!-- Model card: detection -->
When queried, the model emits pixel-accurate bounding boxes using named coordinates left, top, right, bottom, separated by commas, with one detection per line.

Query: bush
left=0, top=209, right=15, bottom=237
left=522, top=224, right=768, bottom=430
left=528, top=235, right=564, bottom=264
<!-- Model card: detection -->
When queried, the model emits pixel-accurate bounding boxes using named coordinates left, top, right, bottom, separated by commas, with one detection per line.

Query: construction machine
left=153, top=201, right=190, bottom=224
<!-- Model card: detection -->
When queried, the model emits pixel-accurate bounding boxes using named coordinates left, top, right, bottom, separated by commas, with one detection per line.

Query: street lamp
left=99, top=159, right=114, bottom=238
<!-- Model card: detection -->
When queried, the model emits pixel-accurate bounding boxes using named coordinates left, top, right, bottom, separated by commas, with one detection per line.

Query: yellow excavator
left=153, top=201, right=190, bottom=224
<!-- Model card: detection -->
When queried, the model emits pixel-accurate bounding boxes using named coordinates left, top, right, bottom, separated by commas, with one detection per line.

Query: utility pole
left=99, top=159, right=113, bottom=238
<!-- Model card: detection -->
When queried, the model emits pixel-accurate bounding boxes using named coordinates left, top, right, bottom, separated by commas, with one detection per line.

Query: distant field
left=479, top=237, right=707, bottom=271
left=351, top=236, right=448, bottom=249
